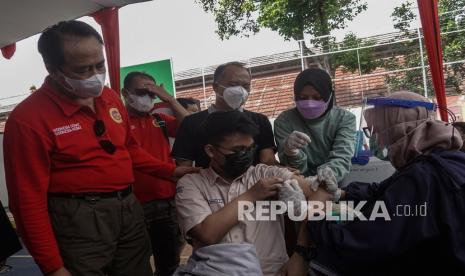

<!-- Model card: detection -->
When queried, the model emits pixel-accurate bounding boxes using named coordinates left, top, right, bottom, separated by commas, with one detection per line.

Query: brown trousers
left=48, top=193, right=152, bottom=276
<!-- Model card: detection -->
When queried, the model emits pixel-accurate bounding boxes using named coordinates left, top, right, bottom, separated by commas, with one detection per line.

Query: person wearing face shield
left=452, top=122, right=465, bottom=152
left=122, top=71, right=191, bottom=276
left=285, top=91, right=465, bottom=276
left=172, top=62, right=279, bottom=169
left=2, top=21, right=199, bottom=276
left=175, top=110, right=334, bottom=276
left=274, top=68, right=356, bottom=183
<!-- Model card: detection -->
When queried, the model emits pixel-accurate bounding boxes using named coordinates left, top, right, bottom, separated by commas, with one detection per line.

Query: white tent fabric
left=0, top=0, right=149, bottom=48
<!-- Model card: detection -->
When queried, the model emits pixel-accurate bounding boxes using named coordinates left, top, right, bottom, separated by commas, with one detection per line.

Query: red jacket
left=3, top=78, right=175, bottom=274
left=130, top=113, right=177, bottom=202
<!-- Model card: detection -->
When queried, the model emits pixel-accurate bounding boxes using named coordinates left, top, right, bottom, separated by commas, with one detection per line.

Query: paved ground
left=1, top=241, right=193, bottom=275
left=1, top=247, right=41, bottom=276
left=2, top=209, right=194, bottom=275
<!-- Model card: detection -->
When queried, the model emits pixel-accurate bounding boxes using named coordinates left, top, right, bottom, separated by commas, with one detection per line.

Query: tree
left=196, top=0, right=368, bottom=76
left=381, top=0, right=465, bottom=95
left=332, top=32, right=378, bottom=75
left=29, top=85, right=37, bottom=93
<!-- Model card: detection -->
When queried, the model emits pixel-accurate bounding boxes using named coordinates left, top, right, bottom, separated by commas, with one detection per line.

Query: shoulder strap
left=152, top=113, right=169, bottom=141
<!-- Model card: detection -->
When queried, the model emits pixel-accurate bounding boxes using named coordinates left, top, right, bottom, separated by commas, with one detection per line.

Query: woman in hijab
left=452, top=122, right=465, bottom=152
left=284, top=91, right=465, bottom=276
left=274, top=68, right=356, bottom=182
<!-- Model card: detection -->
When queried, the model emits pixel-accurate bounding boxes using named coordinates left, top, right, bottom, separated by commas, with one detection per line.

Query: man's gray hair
left=213, top=61, right=250, bottom=83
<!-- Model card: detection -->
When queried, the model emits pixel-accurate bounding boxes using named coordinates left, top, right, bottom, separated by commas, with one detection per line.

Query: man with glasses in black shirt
left=172, top=62, right=278, bottom=168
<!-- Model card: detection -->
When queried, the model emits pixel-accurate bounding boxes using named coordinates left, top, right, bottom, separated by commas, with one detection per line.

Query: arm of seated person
left=188, top=177, right=283, bottom=247
left=259, top=148, right=279, bottom=165
left=289, top=175, right=334, bottom=201
left=280, top=220, right=310, bottom=276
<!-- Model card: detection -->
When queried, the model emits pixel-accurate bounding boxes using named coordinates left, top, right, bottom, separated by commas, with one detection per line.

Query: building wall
left=175, top=66, right=465, bottom=120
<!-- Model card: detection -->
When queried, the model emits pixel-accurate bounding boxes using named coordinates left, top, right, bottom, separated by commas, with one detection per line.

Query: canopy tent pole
left=92, top=7, right=121, bottom=94
left=417, top=0, right=448, bottom=121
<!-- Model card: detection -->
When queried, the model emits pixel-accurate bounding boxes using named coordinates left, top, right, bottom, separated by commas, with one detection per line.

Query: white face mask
left=60, top=72, right=106, bottom=98
left=127, top=94, right=154, bottom=113
left=217, top=85, right=249, bottom=110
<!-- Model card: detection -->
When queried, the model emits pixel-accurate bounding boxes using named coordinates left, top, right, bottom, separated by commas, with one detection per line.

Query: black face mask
left=216, top=146, right=255, bottom=178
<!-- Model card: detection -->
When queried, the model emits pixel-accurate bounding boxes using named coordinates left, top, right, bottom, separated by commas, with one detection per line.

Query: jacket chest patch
left=52, top=123, right=82, bottom=136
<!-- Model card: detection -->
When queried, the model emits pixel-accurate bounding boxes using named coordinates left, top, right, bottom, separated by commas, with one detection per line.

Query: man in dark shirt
left=172, top=62, right=278, bottom=168
left=177, top=97, right=201, bottom=114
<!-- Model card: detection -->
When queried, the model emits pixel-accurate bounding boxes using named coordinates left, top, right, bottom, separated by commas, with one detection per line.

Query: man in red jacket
left=122, top=71, right=189, bottom=276
left=3, top=20, right=197, bottom=276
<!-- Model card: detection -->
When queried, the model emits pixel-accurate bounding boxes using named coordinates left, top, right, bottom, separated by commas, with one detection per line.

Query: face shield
left=360, top=97, right=438, bottom=161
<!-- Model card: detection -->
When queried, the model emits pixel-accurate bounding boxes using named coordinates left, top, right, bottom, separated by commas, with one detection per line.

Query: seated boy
left=175, top=111, right=331, bottom=275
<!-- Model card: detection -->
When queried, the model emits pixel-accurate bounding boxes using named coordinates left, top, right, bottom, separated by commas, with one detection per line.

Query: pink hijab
left=365, top=91, right=463, bottom=169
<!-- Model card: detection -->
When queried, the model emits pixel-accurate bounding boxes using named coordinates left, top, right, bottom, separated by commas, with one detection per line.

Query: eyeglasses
left=133, top=89, right=157, bottom=99
left=362, top=127, right=372, bottom=138
left=94, top=120, right=116, bottom=154
left=214, top=144, right=257, bottom=155
left=218, top=84, right=251, bottom=92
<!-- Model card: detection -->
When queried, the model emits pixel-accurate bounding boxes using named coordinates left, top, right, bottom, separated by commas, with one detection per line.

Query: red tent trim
left=1, top=43, right=16, bottom=59
left=92, top=7, right=121, bottom=94
left=417, top=0, right=448, bottom=121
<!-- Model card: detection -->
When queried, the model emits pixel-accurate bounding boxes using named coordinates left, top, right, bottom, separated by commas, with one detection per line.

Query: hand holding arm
left=317, top=166, right=342, bottom=201
left=188, top=177, right=282, bottom=246
left=278, top=179, right=307, bottom=216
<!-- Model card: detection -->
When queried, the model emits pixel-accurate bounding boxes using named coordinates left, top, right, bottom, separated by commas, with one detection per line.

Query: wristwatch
left=294, top=245, right=317, bottom=262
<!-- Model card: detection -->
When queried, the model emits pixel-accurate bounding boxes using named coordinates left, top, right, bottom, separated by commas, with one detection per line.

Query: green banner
left=120, top=59, right=176, bottom=97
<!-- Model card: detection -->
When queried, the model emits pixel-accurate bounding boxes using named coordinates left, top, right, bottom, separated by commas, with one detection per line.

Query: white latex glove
left=283, top=131, right=311, bottom=156
left=305, top=175, right=320, bottom=192
left=278, top=179, right=307, bottom=216
left=317, top=166, right=342, bottom=201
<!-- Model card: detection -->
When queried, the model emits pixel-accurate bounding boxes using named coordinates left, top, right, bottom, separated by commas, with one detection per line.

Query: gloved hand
left=305, top=175, right=320, bottom=192
left=317, top=166, right=342, bottom=202
left=283, top=131, right=311, bottom=156
left=278, top=179, right=307, bottom=216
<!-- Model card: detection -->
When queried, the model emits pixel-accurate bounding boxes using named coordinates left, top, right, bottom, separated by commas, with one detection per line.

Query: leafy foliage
left=332, top=32, right=379, bottom=74
left=196, top=0, right=368, bottom=41
left=381, top=0, right=465, bottom=95
left=196, top=0, right=369, bottom=76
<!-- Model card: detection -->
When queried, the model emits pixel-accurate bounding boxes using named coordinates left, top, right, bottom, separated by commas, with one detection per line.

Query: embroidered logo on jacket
left=109, top=108, right=123, bottom=123
left=207, top=199, right=224, bottom=205
left=52, top=123, right=82, bottom=136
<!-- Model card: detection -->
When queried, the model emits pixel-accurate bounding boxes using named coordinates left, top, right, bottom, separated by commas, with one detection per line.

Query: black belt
left=48, top=186, right=132, bottom=201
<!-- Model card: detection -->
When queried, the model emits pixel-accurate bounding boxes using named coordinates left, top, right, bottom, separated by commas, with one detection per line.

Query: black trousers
left=0, top=202, right=21, bottom=262
left=143, top=198, right=184, bottom=276
left=48, top=193, right=152, bottom=276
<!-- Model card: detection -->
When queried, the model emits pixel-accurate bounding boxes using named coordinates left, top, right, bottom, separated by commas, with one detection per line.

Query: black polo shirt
left=171, top=109, right=276, bottom=168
